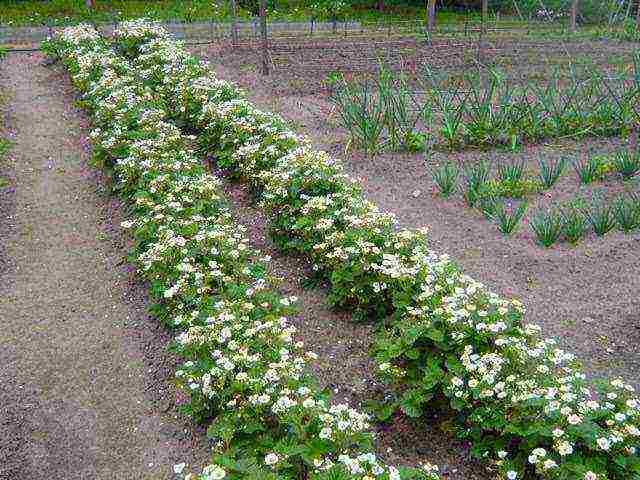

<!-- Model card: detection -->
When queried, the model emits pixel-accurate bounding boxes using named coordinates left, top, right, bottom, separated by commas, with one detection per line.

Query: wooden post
left=482, top=0, right=488, bottom=33
left=230, top=0, right=239, bottom=46
left=259, top=0, right=269, bottom=75
left=570, top=0, right=579, bottom=33
left=630, top=126, right=639, bottom=156
left=426, top=0, right=436, bottom=32
left=478, top=23, right=485, bottom=65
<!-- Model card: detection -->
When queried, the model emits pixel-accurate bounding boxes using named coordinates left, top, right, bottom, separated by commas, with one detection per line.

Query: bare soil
left=200, top=34, right=638, bottom=94
left=0, top=52, right=209, bottom=479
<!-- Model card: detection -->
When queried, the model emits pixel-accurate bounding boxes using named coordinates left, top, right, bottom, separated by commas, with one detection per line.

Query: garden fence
left=2, top=0, right=639, bottom=52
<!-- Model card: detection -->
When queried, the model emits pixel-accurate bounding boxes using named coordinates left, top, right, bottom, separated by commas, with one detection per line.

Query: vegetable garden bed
left=44, top=20, right=640, bottom=480
left=193, top=39, right=640, bottom=394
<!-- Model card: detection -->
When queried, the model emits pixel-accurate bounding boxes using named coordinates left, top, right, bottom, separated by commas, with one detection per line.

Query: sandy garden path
left=0, top=52, right=208, bottom=479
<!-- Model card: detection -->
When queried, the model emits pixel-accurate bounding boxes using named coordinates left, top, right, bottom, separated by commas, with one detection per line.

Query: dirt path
left=0, top=53, right=208, bottom=479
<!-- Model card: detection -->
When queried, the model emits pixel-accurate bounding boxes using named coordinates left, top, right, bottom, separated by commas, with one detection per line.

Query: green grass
left=0, top=139, right=9, bottom=156
left=1, top=0, right=234, bottom=25
left=0, top=0, right=466, bottom=26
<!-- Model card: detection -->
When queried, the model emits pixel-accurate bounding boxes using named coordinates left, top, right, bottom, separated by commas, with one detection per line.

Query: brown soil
left=0, top=52, right=209, bottom=479
left=202, top=34, right=638, bottom=94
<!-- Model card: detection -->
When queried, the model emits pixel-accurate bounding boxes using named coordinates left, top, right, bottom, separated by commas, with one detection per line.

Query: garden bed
left=0, top=49, right=211, bottom=478
left=192, top=32, right=640, bottom=389
left=42, top=21, right=640, bottom=480
left=218, top=176, right=490, bottom=479
left=115, top=23, right=640, bottom=479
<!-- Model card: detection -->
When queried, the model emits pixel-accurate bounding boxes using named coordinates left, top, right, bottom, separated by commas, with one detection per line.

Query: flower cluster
left=535, top=9, right=567, bottom=20
left=110, top=21, right=640, bottom=480
left=44, top=25, right=439, bottom=480
left=113, top=18, right=171, bottom=58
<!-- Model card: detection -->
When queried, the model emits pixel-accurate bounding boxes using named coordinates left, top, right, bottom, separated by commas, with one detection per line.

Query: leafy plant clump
left=613, top=193, right=640, bottom=232
left=573, top=155, right=608, bottom=184
left=537, top=156, right=566, bottom=189
left=462, top=160, right=491, bottom=207
left=497, top=159, right=527, bottom=198
left=329, top=66, right=430, bottom=157
left=530, top=208, right=564, bottom=247
left=613, top=150, right=640, bottom=179
left=329, top=76, right=387, bottom=157
left=430, top=161, right=459, bottom=197
left=561, top=199, right=589, bottom=244
left=584, top=194, right=616, bottom=236
left=491, top=200, right=528, bottom=235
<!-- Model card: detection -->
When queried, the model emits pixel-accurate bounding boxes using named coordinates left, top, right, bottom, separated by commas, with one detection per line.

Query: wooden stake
left=260, top=0, right=269, bottom=75
left=482, top=0, right=488, bottom=33
left=230, top=0, right=239, bottom=46
left=426, top=0, right=436, bottom=31
left=570, top=0, right=579, bottom=33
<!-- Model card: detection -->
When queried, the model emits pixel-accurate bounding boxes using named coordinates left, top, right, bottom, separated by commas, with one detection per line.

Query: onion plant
left=537, top=156, right=567, bottom=189
left=421, top=66, right=468, bottom=150
left=584, top=194, right=616, bottom=236
left=431, top=161, right=459, bottom=197
left=463, top=69, right=515, bottom=147
left=612, top=193, right=640, bottom=232
left=561, top=200, right=589, bottom=245
left=491, top=200, right=528, bottom=236
left=497, top=159, right=528, bottom=198
left=330, top=66, right=431, bottom=156
left=530, top=208, right=564, bottom=248
left=613, top=150, right=640, bottom=179
left=478, top=190, right=500, bottom=219
left=463, top=160, right=491, bottom=207
left=329, top=76, right=387, bottom=157
left=573, top=155, right=606, bottom=184
left=377, top=65, right=431, bottom=152
left=332, top=55, right=640, bottom=153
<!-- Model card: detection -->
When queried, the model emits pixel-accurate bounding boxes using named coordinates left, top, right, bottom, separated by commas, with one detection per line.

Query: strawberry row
left=43, top=24, right=438, bottom=480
